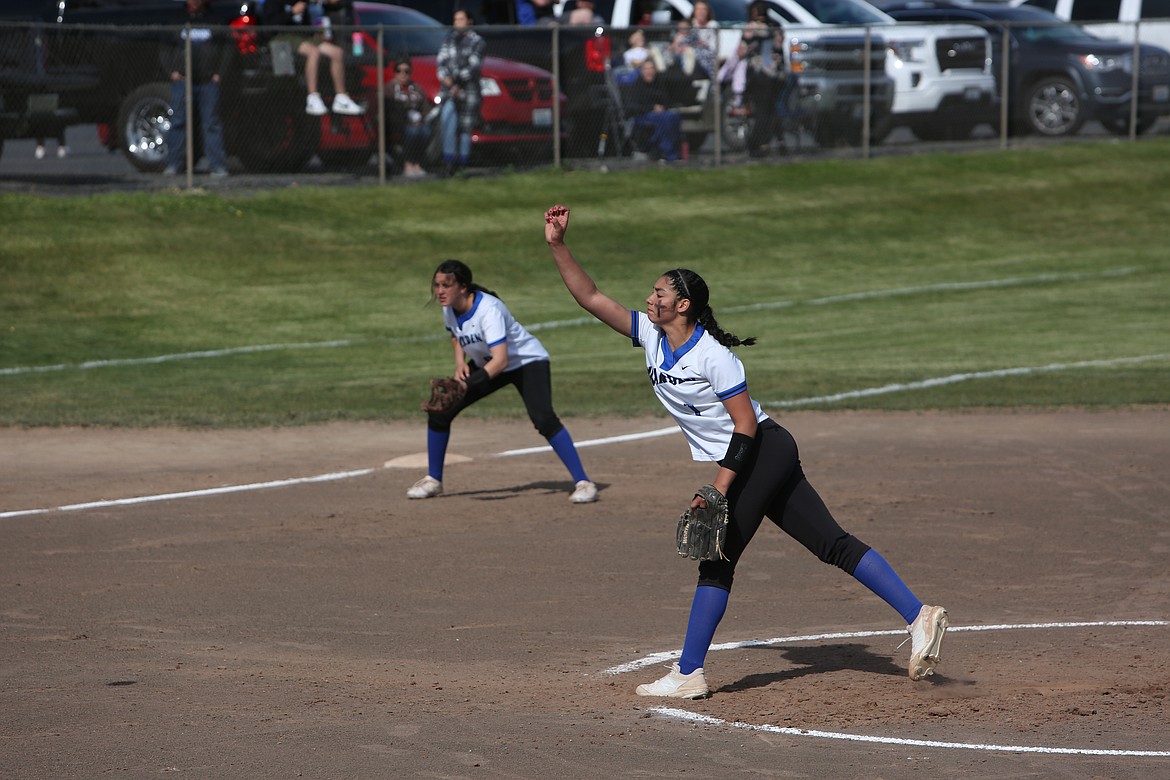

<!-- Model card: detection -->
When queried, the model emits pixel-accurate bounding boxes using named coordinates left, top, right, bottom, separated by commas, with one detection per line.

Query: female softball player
left=543, top=205, right=947, bottom=698
left=407, top=259, right=598, bottom=504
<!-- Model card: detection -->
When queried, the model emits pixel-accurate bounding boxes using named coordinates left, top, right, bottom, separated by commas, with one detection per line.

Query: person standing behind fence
left=162, top=0, right=229, bottom=177
left=436, top=9, right=485, bottom=177
left=263, top=1, right=365, bottom=116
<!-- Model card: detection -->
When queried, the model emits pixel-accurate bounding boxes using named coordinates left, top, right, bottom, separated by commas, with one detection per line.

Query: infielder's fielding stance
left=544, top=205, right=947, bottom=698
left=407, top=259, right=598, bottom=504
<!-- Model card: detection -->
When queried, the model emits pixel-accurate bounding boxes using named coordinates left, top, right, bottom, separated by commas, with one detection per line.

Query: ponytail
left=666, top=268, right=756, bottom=348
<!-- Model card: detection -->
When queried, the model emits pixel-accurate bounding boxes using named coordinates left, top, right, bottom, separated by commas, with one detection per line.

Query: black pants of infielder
left=698, top=418, right=871, bottom=591
left=425, top=359, right=565, bottom=440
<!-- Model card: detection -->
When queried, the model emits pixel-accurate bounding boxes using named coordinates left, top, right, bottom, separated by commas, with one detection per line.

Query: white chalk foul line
left=651, top=707, right=1170, bottom=757
left=620, top=621, right=1170, bottom=757
left=1, top=269, right=1137, bottom=378
left=498, top=353, right=1170, bottom=457
left=0, top=468, right=376, bottom=519
left=6, top=353, right=1166, bottom=518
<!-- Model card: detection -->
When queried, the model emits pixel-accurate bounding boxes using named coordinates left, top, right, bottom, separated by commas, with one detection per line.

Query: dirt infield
left=2, top=409, right=1168, bottom=779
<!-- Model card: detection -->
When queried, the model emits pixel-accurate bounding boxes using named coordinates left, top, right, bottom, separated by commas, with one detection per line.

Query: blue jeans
left=635, top=110, right=682, bottom=161
left=166, top=80, right=227, bottom=172
left=439, top=100, right=471, bottom=164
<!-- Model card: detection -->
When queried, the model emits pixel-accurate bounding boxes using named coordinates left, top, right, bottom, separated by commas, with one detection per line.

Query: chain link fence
left=2, top=17, right=1168, bottom=187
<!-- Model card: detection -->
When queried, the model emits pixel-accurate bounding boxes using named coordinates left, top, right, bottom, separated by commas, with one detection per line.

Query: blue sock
left=852, top=549, right=923, bottom=625
left=426, top=428, right=449, bottom=482
left=548, top=427, right=588, bottom=483
left=678, top=585, right=729, bottom=675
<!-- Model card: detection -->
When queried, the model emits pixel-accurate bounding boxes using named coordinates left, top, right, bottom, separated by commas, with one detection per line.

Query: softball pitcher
left=544, top=205, right=947, bottom=698
left=407, top=259, right=598, bottom=504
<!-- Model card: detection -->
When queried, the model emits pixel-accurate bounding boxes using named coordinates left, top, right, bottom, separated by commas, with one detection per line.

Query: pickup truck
left=0, top=0, right=318, bottom=171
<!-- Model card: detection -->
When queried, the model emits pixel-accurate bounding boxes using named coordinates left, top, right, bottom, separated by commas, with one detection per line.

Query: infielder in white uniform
left=407, top=259, right=598, bottom=504
left=544, top=205, right=948, bottom=699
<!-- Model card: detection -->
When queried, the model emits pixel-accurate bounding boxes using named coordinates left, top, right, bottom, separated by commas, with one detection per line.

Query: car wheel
left=116, top=82, right=174, bottom=173
left=1100, top=113, right=1157, bottom=136
left=720, top=95, right=751, bottom=152
left=1022, top=76, right=1085, bottom=137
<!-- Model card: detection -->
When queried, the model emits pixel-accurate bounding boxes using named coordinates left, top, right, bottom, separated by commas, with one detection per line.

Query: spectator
left=162, top=0, right=229, bottom=176
left=34, top=128, right=67, bottom=159
left=686, top=1, right=719, bottom=78
left=719, top=0, right=786, bottom=155
left=566, top=0, right=605, bottom=25
left=624, top=59, right=682, bottom=162
left=388, top=57, right=431, bottom=178
left=623, top=28, right=650, bottom=70
left=437, top=8, right=486, bottom=177
left=263, top=1, right=365, bottom=116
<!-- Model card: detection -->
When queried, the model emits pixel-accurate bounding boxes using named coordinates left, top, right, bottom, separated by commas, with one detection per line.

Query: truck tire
left=116, top=82, right=176, bottom=173
left=1021, top=76, right=1085, bottom=137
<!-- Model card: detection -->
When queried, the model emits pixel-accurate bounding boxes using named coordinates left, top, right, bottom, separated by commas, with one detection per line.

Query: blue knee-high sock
left=548, top=427, right=588, bottom=483
left=852, top=549, right=923, bottom=625
left=678, top=585, right=729, bottom=675
left=427, top=428, right=450, bottom=482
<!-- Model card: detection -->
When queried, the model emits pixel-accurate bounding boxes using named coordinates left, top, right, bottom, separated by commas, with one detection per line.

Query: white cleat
left=406, top=475, right=442, bottom=499
left=635, top=663, right=709, bottom=699
left=908, top=604, right=949, bottom=680
left=569, top=480, right=598, bottom=503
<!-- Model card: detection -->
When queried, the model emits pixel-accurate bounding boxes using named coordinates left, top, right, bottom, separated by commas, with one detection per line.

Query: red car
left=303, top=2, right=567, bottom=170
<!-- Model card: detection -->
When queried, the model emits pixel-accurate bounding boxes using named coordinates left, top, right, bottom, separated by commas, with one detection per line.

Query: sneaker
left=406, top=475, right=442, bottom=499
left=907, top=604, right=949, bottom=680
left=57, top=145, right=69, bottom=158
left=209, top=168, right=229, bottom=178
left=569, top=480, right=598, bottom=504
left=331, top=93, right=365, bottom=115
left=162, top=165, right=178, bottom=175
left=34, top=145, right=46, bottom=159
left=635, top=663, right=709, bottom=699
left=306, top=92, right=328, bottom=116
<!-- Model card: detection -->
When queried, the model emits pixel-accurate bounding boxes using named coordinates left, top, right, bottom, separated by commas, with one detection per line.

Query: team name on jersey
left=647, top=366, right=702, bottom=387
left=457, top=333, right=484, bottom=348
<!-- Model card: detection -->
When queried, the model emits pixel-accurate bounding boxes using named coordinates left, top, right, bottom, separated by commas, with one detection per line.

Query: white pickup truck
left=580, top=0, right=998, bottom=140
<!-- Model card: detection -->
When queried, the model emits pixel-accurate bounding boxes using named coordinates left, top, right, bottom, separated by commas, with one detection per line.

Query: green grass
left=3, top=140, right=1169, bottom=427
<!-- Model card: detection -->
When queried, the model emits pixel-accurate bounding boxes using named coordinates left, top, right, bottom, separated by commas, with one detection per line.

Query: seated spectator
left=623, top=29, right=650, bottom=70
left=263, top=1, right=365, bottom=116
left=566, top=0, right=605, bottom=25
left=686, top=0, right=719, bottom=78
left=624, top=59, right=682, bottom=162
left=388, top=57, right=431, bottom=178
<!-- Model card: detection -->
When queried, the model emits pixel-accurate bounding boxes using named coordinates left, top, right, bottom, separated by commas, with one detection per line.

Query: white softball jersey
left=444, top=293, right=549, bottom=371
left=630, top=311, right=767, bottom=462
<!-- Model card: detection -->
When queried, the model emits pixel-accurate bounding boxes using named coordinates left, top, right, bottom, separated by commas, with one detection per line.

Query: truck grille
left=1140, top=51, right=1170, bottom=77
left=935, top=36, right=987, bottom=71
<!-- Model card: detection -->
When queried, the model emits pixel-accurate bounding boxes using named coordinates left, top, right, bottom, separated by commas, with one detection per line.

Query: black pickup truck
left=0, top=0, right=324, bottom=171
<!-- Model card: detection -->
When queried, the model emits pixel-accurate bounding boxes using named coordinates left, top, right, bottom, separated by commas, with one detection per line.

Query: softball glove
left=676, top=484, right=730, bottom=562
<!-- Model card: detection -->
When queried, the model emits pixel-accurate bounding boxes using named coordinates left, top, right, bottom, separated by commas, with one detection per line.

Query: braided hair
left=665, top=268, right=757, bottom=348
left=430, top=259, right=500, bottom=302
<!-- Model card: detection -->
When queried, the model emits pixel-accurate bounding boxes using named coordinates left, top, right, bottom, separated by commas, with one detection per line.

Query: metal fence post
left=1129, top=21, right=1140, bottom=142
left=713, top=71, right=722, bottom=167
left=377, top=25, right=386, bottom=184
left=999, top=24, right=1010, bottom=150
left=552, top=25, right=561, bottom=169
left=863, top=25, right=871, bottom=159
left=184, top=24, right=193, bottom=188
